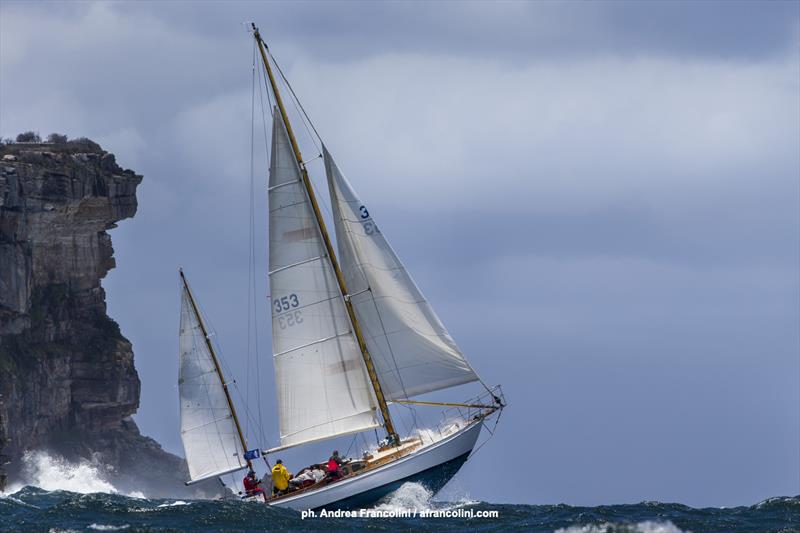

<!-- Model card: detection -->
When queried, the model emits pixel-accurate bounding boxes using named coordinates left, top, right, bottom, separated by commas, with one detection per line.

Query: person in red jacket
left=326, top=450, right=343, bottom=482
left=243, top=470, right=267, bottom=502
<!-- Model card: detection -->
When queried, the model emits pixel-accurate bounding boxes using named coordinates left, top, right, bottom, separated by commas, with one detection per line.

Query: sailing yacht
left=176, top=23, right=505, bottom=511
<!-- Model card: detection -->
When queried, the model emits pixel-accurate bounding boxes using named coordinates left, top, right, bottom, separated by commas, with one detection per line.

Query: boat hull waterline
left=268, top=419, right=483, bottom=510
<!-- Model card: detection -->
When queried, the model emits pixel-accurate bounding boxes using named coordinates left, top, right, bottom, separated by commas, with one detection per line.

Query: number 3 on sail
left=175, top=22, right=505, bottom=511
left=273, top=294, right=300, bottom=314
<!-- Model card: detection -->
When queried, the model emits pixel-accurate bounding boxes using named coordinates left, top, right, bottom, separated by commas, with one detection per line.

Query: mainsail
left=268, top=111, right=380, bottom=449
left=178, top=281, right=247, bottom=483
left=323, top=148, right=480, bottom=400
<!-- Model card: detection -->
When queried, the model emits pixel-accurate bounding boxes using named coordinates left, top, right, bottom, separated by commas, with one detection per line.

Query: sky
left=1, top=0, right=798, bottom=507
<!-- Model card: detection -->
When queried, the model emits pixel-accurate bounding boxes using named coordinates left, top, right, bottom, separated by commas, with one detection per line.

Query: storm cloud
left=1, top=1, right=798, bottom=507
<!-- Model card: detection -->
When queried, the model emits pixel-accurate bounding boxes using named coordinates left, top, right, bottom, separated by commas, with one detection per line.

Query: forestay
left=268, top=111, right=380, bottom=449
left=178, top=286, right=247, bottom=483
left=323, top=148, right=479, bottom=400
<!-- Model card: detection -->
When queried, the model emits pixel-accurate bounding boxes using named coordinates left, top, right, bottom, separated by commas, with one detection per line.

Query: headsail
left=269, top=111, right=380, bottom=449
left=323, top=148, right=480, bottom=400
left=178, top=281, right=247, bottom=483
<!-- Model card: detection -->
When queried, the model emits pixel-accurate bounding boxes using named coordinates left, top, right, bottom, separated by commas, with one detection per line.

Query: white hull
left=268, top=419, right=483, bottom=510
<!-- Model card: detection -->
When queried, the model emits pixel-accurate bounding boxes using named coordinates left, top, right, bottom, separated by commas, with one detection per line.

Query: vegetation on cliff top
left=1, top=132, right=102, bottom=154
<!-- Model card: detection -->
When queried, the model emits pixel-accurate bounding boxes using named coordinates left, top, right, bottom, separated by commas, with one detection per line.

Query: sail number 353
left=274, top=293, right=303, bottom=329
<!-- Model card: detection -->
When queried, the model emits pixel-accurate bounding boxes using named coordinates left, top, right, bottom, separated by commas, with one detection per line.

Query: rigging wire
left=203, top=33, right=310, bottom=458
left=248, top=37, right=266, bottom=451
left=267, top=47, right=323, bottom=151
left=257, top=46, right=273, bottom=150
left=256, top=51, right=336, bottom=235
left=188, top=248, right=269, bottom=451
left=254, top=42, right=279, bottom=451
left=245, top=36, right=256, bottom=441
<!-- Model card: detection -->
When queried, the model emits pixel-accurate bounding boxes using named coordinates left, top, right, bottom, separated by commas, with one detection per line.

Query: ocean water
left=1, top=453, right=797, bottom=532
left=3, top=485, right=798, bottom=532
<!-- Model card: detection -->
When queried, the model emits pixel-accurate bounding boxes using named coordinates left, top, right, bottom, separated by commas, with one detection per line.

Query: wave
left=3, top=451, right=145, bottom=498
left=369, top=481, right=478, bottom=514
left=1, top=485, right=797, bottom=532
left=554, top=522, right=688, bottom=533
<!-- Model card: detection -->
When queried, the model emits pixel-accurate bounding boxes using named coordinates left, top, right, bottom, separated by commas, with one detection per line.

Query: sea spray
left=371, top=482, right=436, bottom=513
left=5, top=451, right=144, bottom=498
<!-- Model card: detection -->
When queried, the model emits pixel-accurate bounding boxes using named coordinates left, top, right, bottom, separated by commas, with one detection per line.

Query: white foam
left=87, top=525, right=130, bottom=531
left=156, top=500, right=190, bottom=508
left=415, top=427, right=441, bottom=446
left=371, top=482, right=434, bottom=513
left=633, top=522, right=689, bottom=533
left=554, top=521, right=689, bottom=533
left=128, top=500, right=192, bottom=513
left=414, top=424, right=461, bottom=447
left=8, top=451, right=144, bottom=497
left=554, top=525, right=611, bottom=533
left=368, top=481, right=477, bottom=514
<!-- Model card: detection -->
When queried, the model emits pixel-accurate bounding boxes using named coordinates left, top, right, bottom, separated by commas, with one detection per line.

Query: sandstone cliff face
left=0, top=140, right=213, bottom=497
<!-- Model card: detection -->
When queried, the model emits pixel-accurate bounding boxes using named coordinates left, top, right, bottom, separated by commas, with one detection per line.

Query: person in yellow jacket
left=271, top=459, right=292, bottom=495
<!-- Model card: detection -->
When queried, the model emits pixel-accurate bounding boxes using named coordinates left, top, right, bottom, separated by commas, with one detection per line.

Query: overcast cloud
left=1, top=1, right=798, bottom=507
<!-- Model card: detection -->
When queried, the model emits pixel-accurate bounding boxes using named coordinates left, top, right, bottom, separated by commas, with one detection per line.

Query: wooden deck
left=267, top=437, right=423, bottom=503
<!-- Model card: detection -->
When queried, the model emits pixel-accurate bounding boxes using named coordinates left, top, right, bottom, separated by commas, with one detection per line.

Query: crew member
left=289, top=467, right=325, bottom=489
left=330, top=450, right=343, bottom=467
left=326, top=450, right=343, bottom=481
left=271, top=459, right=292, bottom=496
left=242, top=470, right=267, bottom=502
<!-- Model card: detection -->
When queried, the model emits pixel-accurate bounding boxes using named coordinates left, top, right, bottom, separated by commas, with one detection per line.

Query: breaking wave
left=3, top=451, right=145, bottom=498
left=371, top=481, right=477, bottom=514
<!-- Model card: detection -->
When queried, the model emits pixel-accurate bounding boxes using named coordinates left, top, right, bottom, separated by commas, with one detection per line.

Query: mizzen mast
left=179, top=268, right=251, bottom=466
left=251, top=24, right=399, bottom=444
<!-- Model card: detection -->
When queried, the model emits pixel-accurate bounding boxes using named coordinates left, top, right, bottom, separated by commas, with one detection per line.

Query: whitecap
left=366, top=482, right=477, bottom=515
left=632, top=521, right=689, bottom=533
left=370, top=482, right=435, bottom=513
left=554, top=525, right=611, bottom=533
left=11, top=451, right=144, bottom=497
left=554, top=521, right=689, bottom=533
left=156, top=500, right=190, bottom=508
left=87, top=525, right=130, bottom=531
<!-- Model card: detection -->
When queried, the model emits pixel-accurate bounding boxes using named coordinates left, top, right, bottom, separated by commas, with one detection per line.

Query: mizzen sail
left=269, top=111, right=380, bottom=449
left=179, top=283, right=247, bottom=483
left=323, top=148, right=479, bottom=400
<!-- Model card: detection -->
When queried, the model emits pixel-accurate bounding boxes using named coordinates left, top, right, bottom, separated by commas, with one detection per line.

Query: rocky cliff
left=0, top=139, right=213, bottom=497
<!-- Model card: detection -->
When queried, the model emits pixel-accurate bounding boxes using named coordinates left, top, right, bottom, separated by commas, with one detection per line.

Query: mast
left=252, top=24, right=399, bottom=444
left=179, top=268, right=252, bottom=465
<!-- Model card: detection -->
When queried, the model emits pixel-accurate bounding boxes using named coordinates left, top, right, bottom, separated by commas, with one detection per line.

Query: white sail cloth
left=323, top=147, right=479, bottom=400
left=178, top=286, right=247, bottom=483
left=268, top=111, right=380, bottom=449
